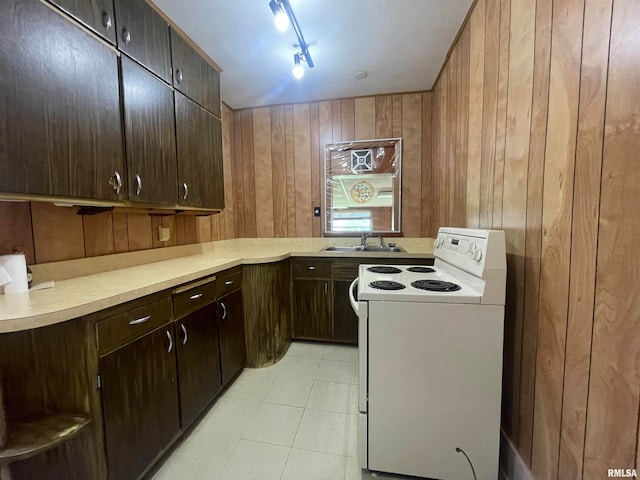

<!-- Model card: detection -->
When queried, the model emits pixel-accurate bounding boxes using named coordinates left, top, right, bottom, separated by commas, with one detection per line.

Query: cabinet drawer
left=172, top=276, right=217, bottom=319
left=292, top=258, right=331, bottom=279
left=96, top=296, right=172, bottom=355
left=217, top=268, right=241, bottom=298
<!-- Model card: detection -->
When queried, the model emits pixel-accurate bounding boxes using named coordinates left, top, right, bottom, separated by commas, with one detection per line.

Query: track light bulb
left=292, top=53, right=304, bottom=79
left=269, top=0, right=289, bottom=31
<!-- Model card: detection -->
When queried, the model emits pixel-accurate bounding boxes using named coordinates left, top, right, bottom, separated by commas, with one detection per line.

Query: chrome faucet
left=378, top=236, right=387, bottom=247
left=360, top=233, right=372, bottom=248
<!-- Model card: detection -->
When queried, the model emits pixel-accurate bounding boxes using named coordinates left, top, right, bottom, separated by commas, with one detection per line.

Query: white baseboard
left=499, top=430, right=535, bottom=480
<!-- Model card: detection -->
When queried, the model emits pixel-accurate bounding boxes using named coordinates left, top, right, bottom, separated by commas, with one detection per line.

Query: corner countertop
left=0, top=237, right=434, bottom=333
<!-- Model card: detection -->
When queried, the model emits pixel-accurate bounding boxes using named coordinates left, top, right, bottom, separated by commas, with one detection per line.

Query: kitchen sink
left=323, top=245, right=406, bottom=253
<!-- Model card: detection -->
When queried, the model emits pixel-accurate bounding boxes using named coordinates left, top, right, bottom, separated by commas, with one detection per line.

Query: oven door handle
left=349, top=278, right=359, bottom=315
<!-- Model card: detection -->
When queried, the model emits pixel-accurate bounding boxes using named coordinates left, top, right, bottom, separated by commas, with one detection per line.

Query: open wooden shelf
left=0, top=413, right=91, bottom=463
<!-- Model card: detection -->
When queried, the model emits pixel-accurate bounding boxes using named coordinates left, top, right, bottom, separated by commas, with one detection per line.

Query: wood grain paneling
left=232, top=109, right=245, bottom=238
left=240, top=110, right=256, bottom=238
left=559, top=0, right=613, bottom=477
left=492, top=0, right=510, bottom=230
left=499, top=0, right=534, bottom=442
left=293, top=104, right=312, bottom=237
left=340, top=99, right=355, bottom=141
left=230, top=92, right=434, bottom=238
left=354, top=97, right=375, bottom=140
left=0, top=202, right=35, bottom=264
left=127, top=213, right=153, bottom=251
left=401, top=94, right=422, bottom=237
left=479, top=0, right=500, bottom=229
left=252, top=107, right=274, bottom=238
left=285, top=106, right=296, bottom=237
left=427, top=0, right=635, bottom=478
left=518, top=0, right=552, bottom=464
left=221, top=104, right=236, bottom=239
left=112, top=213, right=129, bottom=254
left=83, top=213, right=115, bottom=257
left=532, top=0, right=584, bottom=477
left=466, top=0, right=485, bottom=230
left=583, top=0, right=640, bottom=477
left=31, top=203, right=85, bottom=263
left=421, top=93, right=433, bottom=237
left=270, top=106, right=288, bottom=238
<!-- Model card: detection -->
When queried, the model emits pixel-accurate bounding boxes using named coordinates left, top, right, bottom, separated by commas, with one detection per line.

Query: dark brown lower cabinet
left=100, top=324, right=180, bottom=480
left=175, top=303, right=222, bottom=429
left=218, top=289, right=246, bottom=385
left=332, top=280, right=358, bottom=343
left=292, top=279, right=333, bottom=341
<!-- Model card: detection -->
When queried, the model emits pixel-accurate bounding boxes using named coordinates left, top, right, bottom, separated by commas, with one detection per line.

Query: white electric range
left=349, top=227, right=506, bottom=480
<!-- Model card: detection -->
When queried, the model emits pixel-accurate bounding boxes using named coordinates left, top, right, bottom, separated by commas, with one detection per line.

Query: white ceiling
left=152, top=0, right=473, bottom=109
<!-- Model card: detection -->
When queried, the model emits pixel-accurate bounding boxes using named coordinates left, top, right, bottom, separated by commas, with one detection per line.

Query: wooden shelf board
left=0, top=414, right=91, bottom=463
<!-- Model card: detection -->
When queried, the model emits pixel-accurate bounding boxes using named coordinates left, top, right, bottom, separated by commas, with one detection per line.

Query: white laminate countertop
left=0, top=238, right=434, bottom=333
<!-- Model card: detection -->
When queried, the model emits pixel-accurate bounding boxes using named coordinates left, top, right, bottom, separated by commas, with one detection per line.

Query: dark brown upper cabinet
left=175, top=92, right=224, bottom=209
left=121, top=56, right=178, bottom=205
left=0, top=0, right=125, bottom=201
left=46, top=0, right=117, bottom=44
left=170, top=28, right=221, bottom=117
left=114, top=0, right=172, bottom=83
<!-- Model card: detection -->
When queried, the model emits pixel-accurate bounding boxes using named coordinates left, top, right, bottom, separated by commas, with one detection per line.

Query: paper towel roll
left=1, top=253, right=29, bottom=294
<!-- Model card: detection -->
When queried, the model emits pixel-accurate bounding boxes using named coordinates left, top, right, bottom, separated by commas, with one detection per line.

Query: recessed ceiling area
left=151, top=0, right=473, bottom=109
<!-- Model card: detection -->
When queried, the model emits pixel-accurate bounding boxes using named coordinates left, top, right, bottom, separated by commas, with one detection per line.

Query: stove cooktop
left=369, top=280, right=406, bottom=291
left=411, top=279, right=461, bottom=292
left=406, top=266, right=436, bottom=273
left=357, top=264, right=482, bottom=304
left=367, top=266, right=403, bottom=274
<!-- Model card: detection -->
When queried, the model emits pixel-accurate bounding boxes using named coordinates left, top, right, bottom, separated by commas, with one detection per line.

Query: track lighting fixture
left=269, top=0, right=289, bottom=32
left=292, top=53, right=304, bottom=79
left=268, top=0, right=315, bottom=78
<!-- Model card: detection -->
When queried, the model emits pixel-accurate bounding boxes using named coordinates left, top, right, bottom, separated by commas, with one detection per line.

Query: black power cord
left=456, top=447, right=478, bottom=480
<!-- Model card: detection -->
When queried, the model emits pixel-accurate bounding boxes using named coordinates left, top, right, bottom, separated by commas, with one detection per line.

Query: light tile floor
left=151, top=341, right=404, bottom=480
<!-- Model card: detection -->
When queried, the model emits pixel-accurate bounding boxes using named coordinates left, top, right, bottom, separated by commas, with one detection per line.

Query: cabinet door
left=0, top=0, right=124, bottom=201
left=175, top=304, right=222, bottom=429
left=170, top=29, right=221, bottom=116
left=218, top=289, right=246, bottom=385
left=292, top=279, right=332, bottom=340
left=46, top=0, right=117, bottom=44
left=121, top=56, right=178, bottom=205
left=114, top=0, right=171, bottom=82
left=100, top=325, right=180, bottom=480
left=332, top=280, right=358, bottom=344
left=175, top=92, right=224, bottom=208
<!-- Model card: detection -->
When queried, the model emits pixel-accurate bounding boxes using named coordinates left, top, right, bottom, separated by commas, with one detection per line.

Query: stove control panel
left=435, top=234, right=485, bottom=265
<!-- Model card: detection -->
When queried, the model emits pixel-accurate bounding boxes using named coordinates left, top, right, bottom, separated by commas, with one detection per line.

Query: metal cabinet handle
left=129, top=315, right=150, bottom=325
left=190, top=293, right=203, bottom=300
left=220, top=302, right=227, bottom=320
left=176, top=69, right=183, bottom=84
left=166, top=330, right=173, bottom=353
left=102, top=11, right=112, bottom=29
left=109, top=170, right=122, bottom=194
left=182, top=182, right=189, bottom=200
left=180, top=323, right=188, bottom=345
left=122, top=28, right=131, bottom=44
left=135, top=174, right=142, bottom=196
left=324, top=282, right=328, bottom=295
left=225, top=280, right=234, bottom=286
left=307, top=266, right=316, bottom=271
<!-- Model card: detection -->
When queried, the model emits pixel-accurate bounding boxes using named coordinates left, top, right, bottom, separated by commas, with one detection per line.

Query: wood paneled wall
left=226, top=93, right=434, bottom=239
left=0, top=104, right=237, bottom=265
left=432, top=0, right=640, bottom=478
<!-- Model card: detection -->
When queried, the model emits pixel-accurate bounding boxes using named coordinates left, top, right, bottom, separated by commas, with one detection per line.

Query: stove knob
left=467, top=242, right=477, bottom=254
left=472, top=249, right=483, bottom=262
